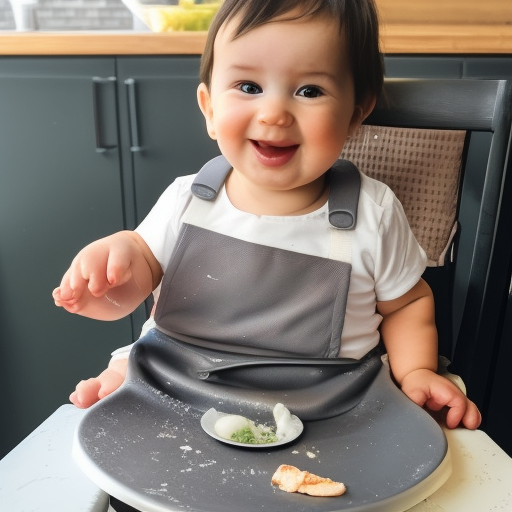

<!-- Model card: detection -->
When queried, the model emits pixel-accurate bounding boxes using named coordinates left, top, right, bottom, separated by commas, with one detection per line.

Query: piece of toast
left=271, top=464, right=346, bottom=497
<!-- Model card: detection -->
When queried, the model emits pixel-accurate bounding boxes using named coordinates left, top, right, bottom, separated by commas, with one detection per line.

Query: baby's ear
left=348, top=95, right=377, bottom=136
left=197, top=83, right=216, bottom=140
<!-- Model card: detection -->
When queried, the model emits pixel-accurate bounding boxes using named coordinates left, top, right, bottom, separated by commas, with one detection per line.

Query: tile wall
left=0, top=0, right=135, bottom=30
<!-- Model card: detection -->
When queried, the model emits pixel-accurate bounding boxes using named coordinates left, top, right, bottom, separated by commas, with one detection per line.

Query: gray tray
left=74, top=346, right=450, bottom=512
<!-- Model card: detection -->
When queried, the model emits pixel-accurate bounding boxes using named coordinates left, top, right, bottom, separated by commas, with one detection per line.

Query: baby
left=54, top=0, right=480, bottom=430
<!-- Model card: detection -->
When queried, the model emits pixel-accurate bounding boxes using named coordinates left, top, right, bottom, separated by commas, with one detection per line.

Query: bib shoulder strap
left=191, top=155, right=232, bottom=200
left=191, top=156, right=361, bottom=230
left=328, top=159, right=361, bottom=230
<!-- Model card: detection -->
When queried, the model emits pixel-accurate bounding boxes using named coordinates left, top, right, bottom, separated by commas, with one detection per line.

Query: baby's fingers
left=52, top=286, right=75, bottom=311
left=429, top=391, right=481, bottom=429
left=70, top=378, right=102, bottom=408
left=104, top=247, right=134, bottom=289
left=76, top=258, right=111, bottom=298
left=445, top=398, right=481, bottom=430
left=52, top=267, right=89, bottom=313
left=54, top=266, right=83, bottom=302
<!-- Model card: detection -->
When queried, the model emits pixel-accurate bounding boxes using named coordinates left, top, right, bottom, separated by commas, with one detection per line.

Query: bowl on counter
left=123, top=0, right=222, bottom=32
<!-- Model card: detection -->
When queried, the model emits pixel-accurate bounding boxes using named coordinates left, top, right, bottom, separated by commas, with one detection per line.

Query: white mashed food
left=214, top=414, right=251, bottom=439
left=273, top=403, right=302, bottom=440
left=213, top=403, right=302, bottom=443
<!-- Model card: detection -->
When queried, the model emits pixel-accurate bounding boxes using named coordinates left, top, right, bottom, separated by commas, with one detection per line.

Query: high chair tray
left=73, top=336, right=450, bottom=512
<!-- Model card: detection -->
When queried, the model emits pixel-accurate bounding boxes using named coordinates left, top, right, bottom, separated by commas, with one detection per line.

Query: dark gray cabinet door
left=0, top=58, right=132, bottom=457
left=116, top=57, right=220, bottom=229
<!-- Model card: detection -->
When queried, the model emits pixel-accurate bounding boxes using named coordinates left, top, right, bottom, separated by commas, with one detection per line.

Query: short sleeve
left=373, top=188, right=427, bottom=302
left=135, top=175, right=194, bottom=272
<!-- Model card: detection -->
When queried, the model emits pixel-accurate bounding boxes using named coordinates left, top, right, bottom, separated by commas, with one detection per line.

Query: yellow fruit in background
left=143, top=1, right=222, bottom=32
left=179, top=0, right=196, bottom=9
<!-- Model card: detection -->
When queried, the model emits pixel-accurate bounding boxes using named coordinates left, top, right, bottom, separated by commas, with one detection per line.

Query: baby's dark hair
left=199, top=0, right=384, bottom=104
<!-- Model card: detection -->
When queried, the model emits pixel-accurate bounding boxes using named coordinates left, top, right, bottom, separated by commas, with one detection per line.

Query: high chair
left=1, top=79, right=511, bottom=512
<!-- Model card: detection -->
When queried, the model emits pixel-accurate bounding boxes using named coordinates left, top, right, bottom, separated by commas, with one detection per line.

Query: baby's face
left=198, top=11, right=364, bottom=197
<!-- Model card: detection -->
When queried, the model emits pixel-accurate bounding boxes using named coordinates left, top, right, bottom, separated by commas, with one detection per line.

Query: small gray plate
left=200, top=408, right=303, bottom=448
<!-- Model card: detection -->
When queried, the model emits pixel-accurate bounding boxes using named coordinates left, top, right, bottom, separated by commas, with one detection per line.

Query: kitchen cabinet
left=115, top=57, right=219, bottom=228
left=0, top=57, right=131, bottom=457
left=0, top=56, right=218, bottom=458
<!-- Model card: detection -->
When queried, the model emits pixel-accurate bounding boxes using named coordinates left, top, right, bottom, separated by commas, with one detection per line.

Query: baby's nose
left=257, top=98, right=293, bottom=127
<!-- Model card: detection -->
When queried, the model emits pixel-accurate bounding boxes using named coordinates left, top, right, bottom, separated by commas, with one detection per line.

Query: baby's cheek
left=307, top=114, right=348, bottom=156
left=215, top=99, right=251, bottom=133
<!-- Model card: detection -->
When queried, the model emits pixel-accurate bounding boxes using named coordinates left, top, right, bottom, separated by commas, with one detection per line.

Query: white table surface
left=1, top=404, right=511, bottom=512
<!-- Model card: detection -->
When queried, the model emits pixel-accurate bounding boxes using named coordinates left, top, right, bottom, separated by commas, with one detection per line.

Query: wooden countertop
left=1, top=23, right=511, bottom=56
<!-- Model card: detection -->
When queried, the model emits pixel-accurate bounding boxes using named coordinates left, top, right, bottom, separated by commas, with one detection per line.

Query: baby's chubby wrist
left=397, top=367, right=437, bottom=389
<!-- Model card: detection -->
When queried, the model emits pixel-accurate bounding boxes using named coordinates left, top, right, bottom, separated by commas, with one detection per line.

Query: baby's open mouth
left=250, top=140, right=299, bottom=162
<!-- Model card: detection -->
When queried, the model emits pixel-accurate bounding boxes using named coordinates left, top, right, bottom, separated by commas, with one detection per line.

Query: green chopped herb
left=230, top=426, right=278, bottom=444
left=231, top=426, right=255, bottom=443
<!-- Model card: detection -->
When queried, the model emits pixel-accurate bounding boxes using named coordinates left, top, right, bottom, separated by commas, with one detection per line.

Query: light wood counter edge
left=0, top=31, right=207, bottom=55
left=0, top=24, right=511, bottom=55
left=380, top=24, right=512, bottom=54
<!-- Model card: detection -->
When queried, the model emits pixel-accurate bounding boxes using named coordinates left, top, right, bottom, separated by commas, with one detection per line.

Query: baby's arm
left=377, top=278, right=481, bottom=429
left=53, top=231, right=162, bottom=320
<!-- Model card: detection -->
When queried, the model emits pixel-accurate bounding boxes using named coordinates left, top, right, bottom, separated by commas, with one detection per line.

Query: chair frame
left=365, top=78, right=512, bottom=414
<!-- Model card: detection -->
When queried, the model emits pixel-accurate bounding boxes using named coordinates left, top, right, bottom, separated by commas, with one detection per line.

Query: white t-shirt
left=132, top=171, right=427, bottom=360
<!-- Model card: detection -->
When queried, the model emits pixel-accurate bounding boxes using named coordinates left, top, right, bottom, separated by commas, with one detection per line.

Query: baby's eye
left=238, top=82, right=262, bottom=95
left=297, top=85, right=323, bottom=98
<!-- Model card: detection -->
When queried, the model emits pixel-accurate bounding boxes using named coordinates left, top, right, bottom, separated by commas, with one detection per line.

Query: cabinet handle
left=92, top=76, right=117, bottom=153
left=125, top=78, right=142, bottom=152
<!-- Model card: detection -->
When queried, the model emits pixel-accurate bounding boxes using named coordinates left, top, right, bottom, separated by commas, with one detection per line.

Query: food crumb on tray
left=271, top=464, right=346, bottom=497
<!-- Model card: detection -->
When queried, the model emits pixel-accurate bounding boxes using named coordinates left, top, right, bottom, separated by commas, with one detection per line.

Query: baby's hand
left=70, top=358, right=128, bottom=408
left=400, top=369, right=481, bottom=430
left=53, top=231, right=156, bottom=320
left=53, top=232, right=134, bottom=312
